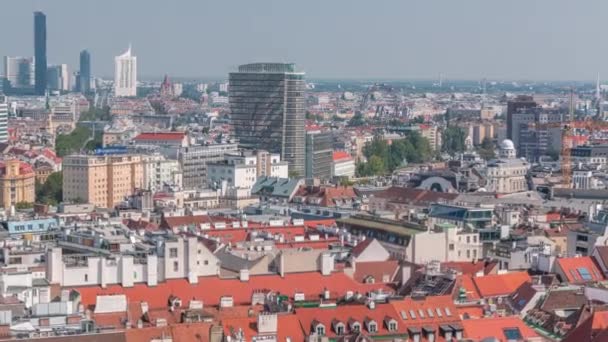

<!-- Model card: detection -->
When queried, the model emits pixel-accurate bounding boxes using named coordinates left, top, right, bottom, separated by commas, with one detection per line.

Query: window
left=336, top=325, right=344, bottom=335
left=467, top=250, right=470, bottom=258
left=388, top=321, right=397, bottom=331
left=204, top=260, right=209, bottom=265
left=368, top=322, right=377, bottom=333
left=352, top=322, right=361, bottom=332
left=84, top=274, right=88, bottom=282
left=169, top=248, right=178, bottom=258
left=316, top=325, right=325, bottom=336
left=466, top=236, right=470, bottom=243
left=173, top=261, right=179, bottom=271
left=577, top=235, right=588, bottom=242
left=449, top=243, right=455, bottom=251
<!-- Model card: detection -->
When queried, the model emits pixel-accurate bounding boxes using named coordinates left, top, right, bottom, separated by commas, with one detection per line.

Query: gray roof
left=251, top=177, right=300, bottom=198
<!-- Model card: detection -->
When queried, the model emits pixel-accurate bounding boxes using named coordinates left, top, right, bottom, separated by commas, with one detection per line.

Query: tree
left=441, top=126, right=467, bottom=155
left=348, top=112, right=366, bottom=127
left=55, top=126, right=99, bottom=157
left=15, top=201, right=33, bottom=210
left=477, top=137, right=496, bottom=160
left=546, top=147, right=560, bottom=161
left=288, top=170, right=300, bottom=178
left=78, top=107, right=111, bottom=122
left=36, top=171, right=63, bottom=205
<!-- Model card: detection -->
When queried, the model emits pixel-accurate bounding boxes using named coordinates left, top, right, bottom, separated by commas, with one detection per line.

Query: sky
left=1, top=0, right=606, bottom=81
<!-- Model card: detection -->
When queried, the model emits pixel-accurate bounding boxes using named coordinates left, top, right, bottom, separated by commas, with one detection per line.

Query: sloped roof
left=462, top=316, right=539, bottom=341
left=471, top=271, right=531, bottom=298
left=353, top=260, right=400, bottom=283
left=556, top=256, right=605, bottom=284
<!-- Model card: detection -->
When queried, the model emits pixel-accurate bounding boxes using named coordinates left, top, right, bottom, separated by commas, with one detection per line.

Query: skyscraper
left=46, top=64, right=69, bottom=92
left=79, top=50, right=91, bottom=93
left=229, top=63, right=306, bottom=176
left=114, top=45, right=137, bottom=97
left=0, top=93, right=7, bottom=142
left=34, top=11, right=47, bottom=95
left=3, top=56, right=35, bottom=89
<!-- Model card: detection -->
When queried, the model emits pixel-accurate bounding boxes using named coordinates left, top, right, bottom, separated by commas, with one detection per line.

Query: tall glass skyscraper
left=229, top=63, right=306, bottom=176
left=79, top=50, right=91, bottom=93
left=34, top=11, right=47, bottom=95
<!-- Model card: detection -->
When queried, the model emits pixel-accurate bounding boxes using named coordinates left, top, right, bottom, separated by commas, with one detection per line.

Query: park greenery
left=55, top=126, right=101, bottom=157
left=441, top=126, right=467, bottom=155
left=356, top=132, right=433, bottom=176
left=35, top=171, right=63, bottom=205
left=477, top=137, right=496, bottom=160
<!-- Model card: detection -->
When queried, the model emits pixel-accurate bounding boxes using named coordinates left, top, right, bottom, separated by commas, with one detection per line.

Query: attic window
left=368, top=321, right=377, bottom=333
left=388, top=321, right=397, bottom=331
left=315, top=324, right=325, bottom=336
left=351, top=322, right=361, bottom=333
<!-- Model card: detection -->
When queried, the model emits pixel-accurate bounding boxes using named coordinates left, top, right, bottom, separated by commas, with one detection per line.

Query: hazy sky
left=1, top=0, right=606, bottom=81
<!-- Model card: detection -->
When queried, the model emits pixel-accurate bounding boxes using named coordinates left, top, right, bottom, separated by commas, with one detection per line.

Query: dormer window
left=312, top=321, right=326, bottom=336
left=332, top=320, right=346, bottom=335
left=365, top=318, right=378, bottom=333
left=349, top=319, right=361, bottom=333
left=384, top=317, right=398, bottom=332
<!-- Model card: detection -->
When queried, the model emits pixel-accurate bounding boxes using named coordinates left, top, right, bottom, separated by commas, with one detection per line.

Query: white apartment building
left=46, top=237, right=219, bottom=287
left=332, top=151, right=356, bottom=178
left=142, top=154, right=182, bottom=192
left=207, top=151, right=288, bottom=191
left=114, top=46, right=137, bottom=97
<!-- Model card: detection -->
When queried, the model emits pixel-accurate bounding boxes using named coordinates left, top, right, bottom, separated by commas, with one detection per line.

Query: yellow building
left=0, top=160, right=36, bottom=209
left=62, top=154, right=144, bottom=208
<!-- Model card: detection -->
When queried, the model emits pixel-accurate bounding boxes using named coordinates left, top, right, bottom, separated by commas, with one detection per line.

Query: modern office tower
left=0, top=93, right=8, bottom=142
left=305, top=130, right=333, bottom=179
left=506, top=95, right=537, bottom=140
left=34, top=11, right=47, bottom=95
left=229, top=63, right=306, bottom=176
left=62, top=154, right=144, bottom=208
left=79, top=50, right=91, bottom=93
left=114, top=45, right=137, bottom=97
left=46, top=64, right=69, bottom=91
left=3, top=56, right=35, bottom=89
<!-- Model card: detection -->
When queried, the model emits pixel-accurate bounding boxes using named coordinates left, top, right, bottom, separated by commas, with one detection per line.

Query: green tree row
left=55, top=126, right=102, bottom=157
left=356, top=132, right=433, bottom=176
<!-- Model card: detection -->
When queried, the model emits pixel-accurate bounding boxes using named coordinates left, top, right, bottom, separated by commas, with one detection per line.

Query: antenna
left=569, top=87, right=574, bottom=121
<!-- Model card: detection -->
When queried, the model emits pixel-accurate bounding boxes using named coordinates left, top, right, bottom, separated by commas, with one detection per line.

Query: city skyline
left=2, top=0, right=608, bottom=81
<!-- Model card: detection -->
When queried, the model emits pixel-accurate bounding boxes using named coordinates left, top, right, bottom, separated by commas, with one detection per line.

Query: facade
left=178, top=142, right=239, bottom=189
left=570, top=145, right=608, bottom=166
left=229, top=63, right=306, bottom=176
left=114, top=46, right=137, bottom=97
left=79, top=49, right=91, bottom=93
left=46, top=64, right=69, bottom=92
left=62, top=154, right=144, bottom=208
left=420, top=124, right=442, bottom=151
left=46, top=236, right=219, bottom=287
left=3, top=56, right=35, bottom=89
left=332, top=151, right=356, bottom=178
left=142, top=154, right=182, bottom=192
left=509, top=107, right=562, bottom=160
left=208, top=151, right=288, bottom=190
left=0, top=93, right=7, bottom=142
left=506, top=95, right=537, bottom=140
left=255, top=150, right=289, bottom=178
left=133, top=132, right=189, bottom=148
left=305, top=130, right=333, bottom=179
left=0, top=160, right=36, bottom=209
left=485, top=139, right=530, bottom=194
left=34, top=11, right=47, bottom=95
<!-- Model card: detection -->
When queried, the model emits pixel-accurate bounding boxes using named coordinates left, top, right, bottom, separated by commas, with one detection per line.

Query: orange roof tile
left=472, top=271, right=531, bottom=298
left=222, top=315, right=304, bottom=342
left=462, top=316, right=539, bottom=341
left=73, top=272, right=392, bottom=311
left=353, top=260, right=400, bottom=283
left=134, top=132, right=186, bottom=141
left=332, top=151, right=352, bottom=161
left=556, top=256, right=605, bottom=284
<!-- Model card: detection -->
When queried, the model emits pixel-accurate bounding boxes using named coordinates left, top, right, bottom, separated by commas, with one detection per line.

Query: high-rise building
left=46, top=64, right=69, bottom=92
left=229, top=63, right=306, bottom=176
left=506, top=95, right=537, bottom=140
left=79, top=50, right=91, bottom=93
left=34, top=11, right=47, bottom=95
left=178, top=142, right=239, bottom=189
left=0, top=93, right=8, bottom=142
left=114, top=46, right=137, bottom=97
left=305, top=130, right=333, bottom=180
left=62, top=154, right=144, bottom=208
left=3, top=56, right=35, bottom=89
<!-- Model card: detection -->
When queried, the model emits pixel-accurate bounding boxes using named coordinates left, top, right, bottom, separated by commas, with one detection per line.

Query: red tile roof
left=563, top=309, right=608, bottom=342
left=222, top=315, right=304, bottom=342
left=470, top=271, right=531, bottom=298
left=134, top=132, right=186, bottom=141
left=73, top=272, right=392, bottom=311
left=303, top=219, right=336, bottom=229
left=332, top=151, right=352, bottom=162
left=556, top=256, right=605, bottom=284
left=461, top=316, right=539, bottom=341
left=353, top=260, right=400, bottom=283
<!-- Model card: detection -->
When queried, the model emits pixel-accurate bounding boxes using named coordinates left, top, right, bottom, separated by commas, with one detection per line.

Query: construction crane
left=530, top=119, right=608, bottom=187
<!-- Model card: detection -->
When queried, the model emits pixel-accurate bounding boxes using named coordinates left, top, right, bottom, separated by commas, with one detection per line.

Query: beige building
left=469, top=122, right=496, bottom=146
left=0, top=160, right=36, bottom=209
left=62, top=154, right=144, bottom=208
left=486, top=140, right=530, bottom=194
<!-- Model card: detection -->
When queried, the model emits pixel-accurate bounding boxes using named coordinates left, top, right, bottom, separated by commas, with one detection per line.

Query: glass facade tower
left=229, top=63, right=306, bottom=176
left=34, top=11, right=47, bottom=95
